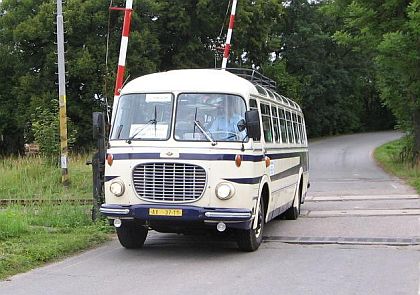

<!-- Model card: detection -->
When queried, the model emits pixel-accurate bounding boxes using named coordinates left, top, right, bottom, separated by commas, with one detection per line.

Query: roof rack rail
left=224, top=68, right=277, bottom=91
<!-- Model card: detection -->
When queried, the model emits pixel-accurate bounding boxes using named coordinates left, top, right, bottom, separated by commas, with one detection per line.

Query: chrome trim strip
left=99, top=208, right=130, bottom=215
left=204, top=212, right=251, bottom=218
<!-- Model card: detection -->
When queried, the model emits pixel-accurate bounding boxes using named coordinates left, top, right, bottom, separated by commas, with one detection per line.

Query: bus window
left=285, top=111, right=295, bottom=144
left=299, top=115, right=307, bottom=144
left=111, top=93, right=174, bottom=141
left=249, top=99, right=258, bottom=110
left=255, top=85, right=267, bottom=96
left=267, top=89, right=275, bottom=100
left=297, top=115, right=304, bottom=144
left=292, top=113, right=300, bottom=144
left=279, top=108, right=288, bottom=143
left=174, top=93, right=246, bottom=142
left=271, top=106, right=281, bottom=143
left=260, top=103, right=273, bottom=143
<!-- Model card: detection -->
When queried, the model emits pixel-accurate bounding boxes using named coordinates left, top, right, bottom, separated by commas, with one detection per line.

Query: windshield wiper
left=116, top=125, right=123, bottom=139
left=194, top=120, right=217, bottom=146
left=126, top=106, right=157, bottom=144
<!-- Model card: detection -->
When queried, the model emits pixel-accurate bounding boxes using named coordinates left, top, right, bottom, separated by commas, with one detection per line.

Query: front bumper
left=100, top=204, right=253, bottom=230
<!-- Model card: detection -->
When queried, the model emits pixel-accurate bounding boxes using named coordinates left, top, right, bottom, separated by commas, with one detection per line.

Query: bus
left=99, top=68, right=309, bottom=251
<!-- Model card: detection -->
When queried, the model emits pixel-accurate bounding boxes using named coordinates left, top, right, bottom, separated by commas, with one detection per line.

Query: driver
left=209, top=98, right=244, bottom=140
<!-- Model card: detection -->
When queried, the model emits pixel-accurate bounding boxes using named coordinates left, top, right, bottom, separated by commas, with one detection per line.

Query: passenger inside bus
left=208, top=98, right=245, bottom=141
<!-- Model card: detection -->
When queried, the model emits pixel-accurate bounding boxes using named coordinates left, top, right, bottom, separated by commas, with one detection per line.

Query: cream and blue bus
left=99, top=68, right=309, bottom=251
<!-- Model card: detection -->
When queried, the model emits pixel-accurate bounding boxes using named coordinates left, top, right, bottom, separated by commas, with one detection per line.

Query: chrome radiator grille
left=133, top=163, right=207, bottom=202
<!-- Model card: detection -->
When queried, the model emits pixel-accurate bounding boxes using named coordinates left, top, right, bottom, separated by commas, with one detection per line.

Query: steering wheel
left=212, top=131, right=238, bottom=140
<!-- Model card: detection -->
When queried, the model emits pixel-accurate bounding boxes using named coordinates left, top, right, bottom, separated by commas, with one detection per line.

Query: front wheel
left=236, top=197, right=264, bottom=252
left=116, top=222, right=148, bottom=249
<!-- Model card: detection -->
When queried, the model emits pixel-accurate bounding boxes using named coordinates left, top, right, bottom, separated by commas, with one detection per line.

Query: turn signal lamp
left=107, top=154, right=113, bottom=166
left=265, top=156, right=271, bottom=168
left=235, top=154, right=242, bottom=167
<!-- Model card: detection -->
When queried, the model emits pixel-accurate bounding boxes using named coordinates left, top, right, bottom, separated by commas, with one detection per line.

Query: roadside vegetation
left=0, top=155, right=111, bottom=280
left=374, top=137, right=420, bottom=193
left=0, top=154, right=91, bottom=200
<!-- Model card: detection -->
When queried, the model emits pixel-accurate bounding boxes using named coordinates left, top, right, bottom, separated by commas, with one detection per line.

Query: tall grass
left=375, top=138, right=420, bottom=193
left=0, top=154, right=92, bottom=200
left=0, top=204, right=97, bottom=241
left=0, top=154, right=111, bottom=280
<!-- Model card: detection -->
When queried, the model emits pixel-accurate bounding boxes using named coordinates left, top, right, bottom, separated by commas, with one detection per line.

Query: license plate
left=149, top=208, right=182, bottom=217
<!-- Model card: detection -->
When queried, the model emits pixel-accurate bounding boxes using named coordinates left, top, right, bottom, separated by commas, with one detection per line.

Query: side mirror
left=93, top=112, right=105, bottom=139
left=245, top=110, right=261, bottom=140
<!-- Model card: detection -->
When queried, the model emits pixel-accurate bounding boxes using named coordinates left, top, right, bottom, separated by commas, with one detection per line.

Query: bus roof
left=121, top=69, right=301, bottom=111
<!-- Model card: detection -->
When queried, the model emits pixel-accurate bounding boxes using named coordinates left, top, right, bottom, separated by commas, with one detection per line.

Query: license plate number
left=149, top=208, right=182, bottom=217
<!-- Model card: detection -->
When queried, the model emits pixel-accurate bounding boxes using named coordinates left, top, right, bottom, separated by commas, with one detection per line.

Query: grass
left=0, top=205, right=112, bottom=280
left=0, top=154, right=92, bottom=200
left=0, top=154, right=112, bottom=280
left=374, top=138, right=420, bottom=193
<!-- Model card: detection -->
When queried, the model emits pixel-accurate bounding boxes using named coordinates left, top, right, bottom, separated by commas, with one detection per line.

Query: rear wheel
left=116, top=222, right=148, bottom=249
left=284, top=181, right=302, bottom=220
left=236, top=197, right=264, bottom=252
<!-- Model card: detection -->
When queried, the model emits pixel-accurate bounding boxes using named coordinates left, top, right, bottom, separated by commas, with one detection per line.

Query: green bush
left=31, top=102, right=78, bottom=157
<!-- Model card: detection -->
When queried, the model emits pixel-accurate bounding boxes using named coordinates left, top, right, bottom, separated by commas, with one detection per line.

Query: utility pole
left=221, top=0, right=238, bottom=69
left=56, top=0, right=69, bottom=186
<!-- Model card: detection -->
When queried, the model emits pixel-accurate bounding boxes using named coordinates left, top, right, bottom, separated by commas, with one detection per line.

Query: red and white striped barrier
left=111, top=0, right=133, bottom=123
left=221, top=0, right=238, bottom=69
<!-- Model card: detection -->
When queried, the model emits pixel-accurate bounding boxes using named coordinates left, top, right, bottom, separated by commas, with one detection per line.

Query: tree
left=266, top=0, right=392, bottom=137
left=329, top=0, right=419, bottom=159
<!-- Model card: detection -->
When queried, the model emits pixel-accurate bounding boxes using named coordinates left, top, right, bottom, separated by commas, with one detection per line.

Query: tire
left=116, top=222, right=148, bottom=249
left=284, top=181, right=301, bottom=220
left=236, top=197, right=265, bottom=252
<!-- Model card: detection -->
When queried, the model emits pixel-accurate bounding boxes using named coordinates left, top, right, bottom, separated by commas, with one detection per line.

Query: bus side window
left=279, top=108, right=288, bottom=144
left=299, top=115, right=307, bottom=145
left=297, top=114, right=304, bottom=145
left=260, top=103, right=273, bottom=143
left=285, top=111, right=295, bottom=144
left=249, top=98, right=260, bottom=142
left=249, top=99, right=258, bottom=110
left=292, top=113, right=300, bottom=144
left=271, top=106, right=281, bottom=143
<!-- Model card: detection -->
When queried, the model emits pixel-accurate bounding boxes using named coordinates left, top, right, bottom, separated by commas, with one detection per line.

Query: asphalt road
left=1, top=131, right=420, bottom=295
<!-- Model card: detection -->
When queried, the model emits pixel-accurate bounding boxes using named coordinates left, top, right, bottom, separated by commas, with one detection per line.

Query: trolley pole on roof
left=110, top=0, right=133, bottom=124
left=221, top=0, right=238, bottom=70
left=56, top=0, right=69, bottom=186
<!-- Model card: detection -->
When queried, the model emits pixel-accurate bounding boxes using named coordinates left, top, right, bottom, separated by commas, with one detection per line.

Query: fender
left=252, top=174, right=270, bottom=229
left=293, top=167, right=304, bottom=207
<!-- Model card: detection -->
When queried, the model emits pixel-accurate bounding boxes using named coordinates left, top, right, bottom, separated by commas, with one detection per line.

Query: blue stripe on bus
left=270, top=164, right=301, bottom=182
left=111, top=152, right=305, bottom=161
left=112, top=153, right=264, bottom=162
left=105, top=175, right=119, bottom=182
left=113, top=153, right=161, bottom=160
left=223, top=176, right=263, bottom=184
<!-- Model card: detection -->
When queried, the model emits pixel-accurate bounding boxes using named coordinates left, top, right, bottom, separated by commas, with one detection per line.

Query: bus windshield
left=174, top=93, right=246, bottom=142
left=110, top=93, right=173, bottom=141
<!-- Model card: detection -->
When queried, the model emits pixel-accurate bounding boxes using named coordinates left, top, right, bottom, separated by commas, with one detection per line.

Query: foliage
left=0, top=0, right=404, bottom=155
left=31, top=103, right=78, bottom=157
left=328, top=0, right=420, bottom=156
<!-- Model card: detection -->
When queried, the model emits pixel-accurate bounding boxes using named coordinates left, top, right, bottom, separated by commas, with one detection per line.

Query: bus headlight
left=110, top=180, right=125, bottom=197
left=215, top=183, right=235, bottom=200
